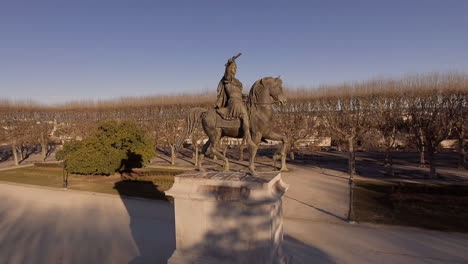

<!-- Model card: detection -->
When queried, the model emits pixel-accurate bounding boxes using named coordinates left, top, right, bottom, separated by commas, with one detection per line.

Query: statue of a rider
left=215, top=53, right=254, bottom=145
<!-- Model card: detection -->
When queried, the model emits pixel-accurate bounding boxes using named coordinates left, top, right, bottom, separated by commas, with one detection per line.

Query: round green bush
left=56, top=120, right=156, bottom=175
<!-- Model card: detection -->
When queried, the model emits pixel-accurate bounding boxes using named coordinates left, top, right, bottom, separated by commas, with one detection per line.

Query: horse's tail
left=175, top=107, right=207, bottom=152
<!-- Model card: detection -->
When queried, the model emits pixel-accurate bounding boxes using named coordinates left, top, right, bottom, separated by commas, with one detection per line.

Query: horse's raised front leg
left=263, top=131, right=289, bottom=172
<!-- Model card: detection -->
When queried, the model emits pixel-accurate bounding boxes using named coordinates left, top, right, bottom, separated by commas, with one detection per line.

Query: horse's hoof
left=280, top=168, right=289, bottom=172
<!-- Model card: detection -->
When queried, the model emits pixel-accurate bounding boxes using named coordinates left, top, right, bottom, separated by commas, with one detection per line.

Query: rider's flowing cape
left=216, top=78, right=227, bottom=109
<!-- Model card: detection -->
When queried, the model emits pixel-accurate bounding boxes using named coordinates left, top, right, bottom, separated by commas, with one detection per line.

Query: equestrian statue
left=177, top=53, right=288, bottom=173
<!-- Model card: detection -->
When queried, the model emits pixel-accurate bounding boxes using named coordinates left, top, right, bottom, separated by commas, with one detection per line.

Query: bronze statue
left=215, top=53, right=254, bottom=146
left=177, top=54, right=288, bottom=173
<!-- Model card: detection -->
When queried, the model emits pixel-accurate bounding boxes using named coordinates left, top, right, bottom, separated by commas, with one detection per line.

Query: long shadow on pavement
left=114, top=180, right=175, bottom=264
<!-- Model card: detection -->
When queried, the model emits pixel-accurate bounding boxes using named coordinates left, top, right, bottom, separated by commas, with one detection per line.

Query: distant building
left=296, top=137, right=331, bottom=147
left=440, top=139, right=468, bottom=149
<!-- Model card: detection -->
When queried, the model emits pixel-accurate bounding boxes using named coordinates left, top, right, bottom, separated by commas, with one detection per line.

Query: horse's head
left=262, top=76, right=286, bottom=106
left=248, top=76, right=286, bottom=108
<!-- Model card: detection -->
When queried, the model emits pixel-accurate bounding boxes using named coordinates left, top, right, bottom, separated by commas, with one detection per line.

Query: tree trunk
left=195, top=144, right=199, bottom=166
left=419, top=146, right=425, bottom=167
left=347, top=136, right=356, bottom=222
left=17, top=146, right=24, bottom=161
left=289, top=151, right=295, bottom=161
left=384, top=150, right=390, bottom=166
left=348, top=137, right=356, bottom=176
left=458, top=126, right=466, bottom=169
left=384, top=148, right=394, bottom=176
left=389, top=150, right=394, bottom=176
left=170, top=145, right=176, bottom=165
left=427, top=144, right=437, bottom=178
left=12, top=142, right=19, bottom=166
left=348, top=176, right=355, bottom=222
left=41, top=133, right=47, bottom=161
left=42, top=145, right=47, bottom=161
left=419, top=131, right=425, bottom=167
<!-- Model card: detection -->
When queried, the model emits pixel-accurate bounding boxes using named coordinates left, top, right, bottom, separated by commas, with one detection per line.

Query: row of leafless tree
left=0, top=94, right=211, bottom=166
left=281, top=73, right=468, bottom=178
left=0, top=73, right=467, bottom=178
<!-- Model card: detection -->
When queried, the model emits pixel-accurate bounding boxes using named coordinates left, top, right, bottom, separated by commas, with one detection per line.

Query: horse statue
left=177, top=76, right=288, bottom=173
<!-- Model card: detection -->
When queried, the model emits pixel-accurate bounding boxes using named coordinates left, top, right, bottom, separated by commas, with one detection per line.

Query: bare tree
left=452, top=89, right=468, bottom=169
left=4, top=120, right=35, bottom=165
left=36, top=121, right=54, bottom=161
left=278, top=102, right=311, bottom=160
left=405, top=74, right=458, bottom=178
left=316, top=85, right=371, bottom=222
left=370, top=81, right=405, bottom=175
left=318, top=89, right=370, bottom=176
left=159, top=106, right=186, bottom=165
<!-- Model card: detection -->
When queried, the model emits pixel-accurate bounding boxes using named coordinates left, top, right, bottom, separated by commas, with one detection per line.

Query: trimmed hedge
left=34, top=162, right=63, bottom=168
left=133, top=168, right=185, bottom=177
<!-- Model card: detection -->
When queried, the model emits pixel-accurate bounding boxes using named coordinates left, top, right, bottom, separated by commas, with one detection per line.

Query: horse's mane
left=247, top=77, right=275, bottom=113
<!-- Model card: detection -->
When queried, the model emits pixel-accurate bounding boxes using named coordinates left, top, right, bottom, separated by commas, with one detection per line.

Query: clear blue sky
left=1, top=0, right=467, bottom=104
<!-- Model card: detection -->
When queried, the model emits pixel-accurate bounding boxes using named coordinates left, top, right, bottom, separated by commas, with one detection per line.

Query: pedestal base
left=165, top=171, right=289, bottom=264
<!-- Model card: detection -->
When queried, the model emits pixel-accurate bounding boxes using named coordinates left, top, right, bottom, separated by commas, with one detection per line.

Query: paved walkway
left=0, top=164, right=467, bottom=264
left=0, top=150, right=56, bottom=170
left=0, top=164, right=33, bottom=171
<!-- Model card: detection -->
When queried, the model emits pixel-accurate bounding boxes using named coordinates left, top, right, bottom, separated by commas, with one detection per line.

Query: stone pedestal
left=165, top=171, right=289, bottom=264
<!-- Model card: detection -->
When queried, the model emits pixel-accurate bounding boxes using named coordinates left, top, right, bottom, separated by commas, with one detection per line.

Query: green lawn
left=353, top=179, right=468, bottom=232
left=0, top=166, right=183, bottom=200
left=0, top=167, right=65, bottom=187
